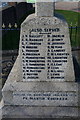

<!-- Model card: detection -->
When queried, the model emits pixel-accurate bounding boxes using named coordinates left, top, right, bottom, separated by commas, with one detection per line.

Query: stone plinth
left=2, top=56, right=79, bottom=118
left=2, top=0, right=79, bottom=119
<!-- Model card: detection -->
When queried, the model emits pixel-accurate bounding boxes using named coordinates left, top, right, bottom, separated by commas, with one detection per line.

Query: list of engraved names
left=21, top=28, right=69, bottom=81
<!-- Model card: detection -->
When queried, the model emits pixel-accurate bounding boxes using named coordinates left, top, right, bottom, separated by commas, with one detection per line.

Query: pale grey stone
left=2, top=0, right=79, bottom=119
left=0, top=100, right=3, bottom=120
left=35, top=1, right=54, bottom=17
left=2, top=57, right=78, bottom=107
left=19, top=12, right=75, bottom=82
left=2, top=106, right=79, bottom=118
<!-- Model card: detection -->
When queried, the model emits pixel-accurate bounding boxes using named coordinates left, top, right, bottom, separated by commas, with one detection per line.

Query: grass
left=2, top=9, right=80, bottom=50
left=55, top=10, right=80, bottom=47
left=55, top=10, right=79, bottom=26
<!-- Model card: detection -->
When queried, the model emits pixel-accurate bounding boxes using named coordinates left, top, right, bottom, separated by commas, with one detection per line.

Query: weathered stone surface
left=19, top=13, right=75, bottom=82
left=2, top=106, right=78, bottom=118
left=13, top=91, right=78, bottom=106
left=2, top=0, right=79, bottom=119
left=2, top=57, right=78, bottom=107
left=35, top=0, right=54, bottom=17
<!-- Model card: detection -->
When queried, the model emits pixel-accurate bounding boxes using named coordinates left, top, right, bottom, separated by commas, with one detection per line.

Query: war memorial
left=1, top=0, right=80, bottom=119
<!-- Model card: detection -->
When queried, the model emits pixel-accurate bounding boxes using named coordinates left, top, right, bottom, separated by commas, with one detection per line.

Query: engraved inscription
left=13, top=91, right=78, bottom=106
left=21, top=28, right=70, bottom=81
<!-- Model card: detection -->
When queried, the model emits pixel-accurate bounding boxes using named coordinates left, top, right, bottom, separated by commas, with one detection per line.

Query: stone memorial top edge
left=35, top=0, right=55, bottom=17
left=19, top=0, right=75, bottom=82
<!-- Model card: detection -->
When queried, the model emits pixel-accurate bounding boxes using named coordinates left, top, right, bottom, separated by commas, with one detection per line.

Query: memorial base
left=2, top=57, right=80, bottom=119
left=2, top=106, right=79, bottom=119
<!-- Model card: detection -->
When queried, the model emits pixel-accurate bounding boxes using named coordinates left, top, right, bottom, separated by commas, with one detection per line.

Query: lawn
left=55, top=10, right=80, bottom=47
left=55, top=10, right=79, bottom=26
left=2, top=9, right=80, bottom=50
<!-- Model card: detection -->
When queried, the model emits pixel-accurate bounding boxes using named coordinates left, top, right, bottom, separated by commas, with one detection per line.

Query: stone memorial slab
left=2, top=0, right=79, bottom=119
left=19, top=0, right=75, bottom=82
left=13, top=91, right=78, bottom=106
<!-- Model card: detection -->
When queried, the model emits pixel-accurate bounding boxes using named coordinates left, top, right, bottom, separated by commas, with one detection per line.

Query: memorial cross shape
left=35, top=0, right=54, bottom=17
left=20, top=0, right=75, bottom=82
left=2, top=0, right=78, bottom=118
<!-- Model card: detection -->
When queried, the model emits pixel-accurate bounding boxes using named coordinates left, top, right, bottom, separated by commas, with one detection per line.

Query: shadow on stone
left=73, top=56, right=80, bottom=82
